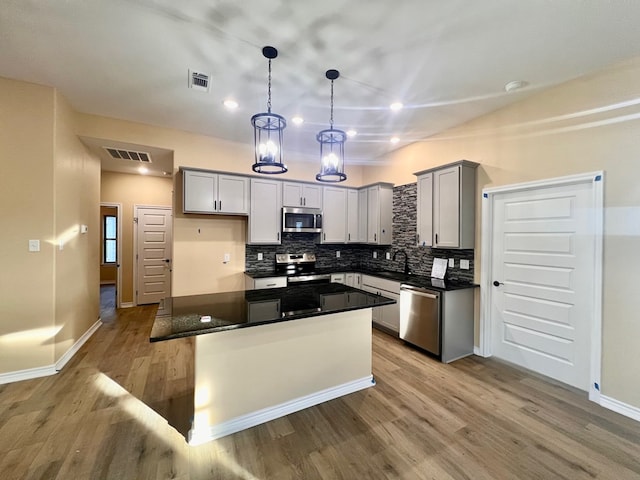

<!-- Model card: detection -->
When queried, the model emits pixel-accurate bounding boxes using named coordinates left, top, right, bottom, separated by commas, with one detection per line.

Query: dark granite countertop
left=150, top=283, right=396, bottom=342
left=245, top=269, right=478, bottom=291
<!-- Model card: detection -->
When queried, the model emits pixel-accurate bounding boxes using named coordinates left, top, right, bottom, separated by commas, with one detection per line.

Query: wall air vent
left=104, top=147, right=152, bottom=163
left=188, top=69, right=211, bottom=92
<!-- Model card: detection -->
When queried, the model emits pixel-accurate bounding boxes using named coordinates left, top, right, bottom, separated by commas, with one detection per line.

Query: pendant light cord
left=267, top=59, right=272, bottom=114
left=330, top=80, right=334, bottom=129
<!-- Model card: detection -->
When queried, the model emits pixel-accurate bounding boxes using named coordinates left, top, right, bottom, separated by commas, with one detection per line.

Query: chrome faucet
left=392, top=250, right=411, bottom=275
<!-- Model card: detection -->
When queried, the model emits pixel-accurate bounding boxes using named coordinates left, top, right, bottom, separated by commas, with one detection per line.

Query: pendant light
left=251, top=46, right=287, bottom=174
left=316, top=69, right=347, bottom=183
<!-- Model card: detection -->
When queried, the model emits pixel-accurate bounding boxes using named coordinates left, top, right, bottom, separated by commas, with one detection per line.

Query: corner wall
left=53, top=90, right=101, bottom=363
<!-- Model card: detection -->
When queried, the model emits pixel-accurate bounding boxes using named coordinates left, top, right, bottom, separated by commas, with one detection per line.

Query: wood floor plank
left=1, top=298, right=639, bottom=479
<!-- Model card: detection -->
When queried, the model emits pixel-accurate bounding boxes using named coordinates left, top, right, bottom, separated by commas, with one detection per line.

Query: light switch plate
left=336, top=251, right=340, bottom=258
left=28, top=239, right=40, bottom=252
left=385, top=252, right=391, bottom=260
left=257, top=253, right=263, bottom=261
left=460, top=259, right=470, bottom=270
left=448, top=258, right=455, bottom=268
left=373, top=251, right=377, bottom=259
left=223, top=253, right=231, bottom=263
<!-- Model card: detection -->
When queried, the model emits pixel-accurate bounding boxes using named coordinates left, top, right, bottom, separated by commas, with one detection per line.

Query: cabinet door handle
left=435, top=233, right=438, bottom=244
left=277, top=232, right=280, bottom=241
left=348, top=233, right=351, bottom=241
left=219, top=200, right=222, bottom=211
left=300, top=197, right=303, bottom=206
left=266, top=283, right=276, bottom=287
left=323, top=232, right=326, bottom=241
left=214, top=200, right=217, bottom=211
left=374, top=233, right=377, bottom=242
left=303, top=197, right=306, bottom=206
left=417, top=233, right=419, bottom=244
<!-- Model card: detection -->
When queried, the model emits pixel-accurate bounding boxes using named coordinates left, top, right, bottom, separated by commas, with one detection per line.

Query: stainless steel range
left=275, top=253, right=331, bottom=284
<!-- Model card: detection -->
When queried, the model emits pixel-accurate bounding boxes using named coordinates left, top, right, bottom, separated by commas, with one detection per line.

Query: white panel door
left=491, top=181, right=595, bottom=390
left=136, top=207, right=172, bottom=305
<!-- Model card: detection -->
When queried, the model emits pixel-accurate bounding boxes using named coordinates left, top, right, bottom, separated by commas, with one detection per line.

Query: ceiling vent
left=188, top=69, right=211, bottom=92
left=104, top=147, right=152, bottom=163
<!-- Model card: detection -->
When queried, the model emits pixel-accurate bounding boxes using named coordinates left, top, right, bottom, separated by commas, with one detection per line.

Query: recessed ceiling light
left=291, top=116, right=304, bottom=125
left=346, top=129, right=357, bottom=137
left=390, top=102, right=403, bottom=111
left=138, top=166, right=149, bottom=174
left=504, top=80, right=528, bottom=92
left=390, top=136, right=400, bottom=144
left=223, top=99, right=239, bottom=110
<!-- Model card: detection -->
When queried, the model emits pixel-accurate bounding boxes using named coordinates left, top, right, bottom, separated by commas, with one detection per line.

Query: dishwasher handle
left=400, top=284, right=440, bottom=299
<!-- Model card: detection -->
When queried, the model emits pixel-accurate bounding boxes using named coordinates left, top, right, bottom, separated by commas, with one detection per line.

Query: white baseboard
left=600, top=395, right=640, bottom=423
left=0, top=319, right=102, bottom=385
left=473, top=346, right=481, bottom=356
left=120, top=302, right=134, bottom=308
left=188, top=375, right=375, bottom=445
left=0, top=365, right=57, bottom=385
left=55, top=319, right=102, bottom=371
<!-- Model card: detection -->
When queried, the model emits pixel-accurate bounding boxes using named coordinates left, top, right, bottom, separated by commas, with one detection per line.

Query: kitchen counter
left=244, top=268, right=478, bottom=291
left=150, top=283, right=395, bottom=342
left=151, top=283, right=390, bottom=445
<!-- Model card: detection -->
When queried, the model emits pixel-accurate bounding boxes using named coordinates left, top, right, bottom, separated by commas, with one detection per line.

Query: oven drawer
left=251, top=276, right=287, bottom=290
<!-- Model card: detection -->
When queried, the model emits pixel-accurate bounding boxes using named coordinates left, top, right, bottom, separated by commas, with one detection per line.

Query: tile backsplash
left=245, top=183, right=475, bottom=282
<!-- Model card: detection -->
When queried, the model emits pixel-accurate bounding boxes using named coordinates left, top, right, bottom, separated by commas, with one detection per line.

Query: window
left=103, top=215, right=117, bottom=264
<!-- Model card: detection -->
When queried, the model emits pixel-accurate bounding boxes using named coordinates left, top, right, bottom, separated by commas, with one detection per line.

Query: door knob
left=493, top=281, right=503, bottom=287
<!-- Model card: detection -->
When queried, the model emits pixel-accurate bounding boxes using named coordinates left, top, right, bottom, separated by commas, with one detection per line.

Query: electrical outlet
left=223, top=253, right=231, bottom=263
left=373, top=251, right=377, bottom=259
left=28, top=239, right=40, bottom=252
left=385, top=252, right=391, bottom=260
left=257, top=253, right=263, bottom=261
left=460, top=259, right=470, bottom=270
left=336, top=251, right=340, bottom=258
left=448, top=258, right=455, bottom=268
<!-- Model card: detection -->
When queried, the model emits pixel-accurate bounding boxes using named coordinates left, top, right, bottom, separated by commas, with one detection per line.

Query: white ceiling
left=3, top=0, right=640, bottom=175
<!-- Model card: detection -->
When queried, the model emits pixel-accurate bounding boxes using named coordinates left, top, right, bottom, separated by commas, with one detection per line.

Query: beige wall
left=79, top=115, right=365, bottom=298
left=100, top=172, right=173, bottom=303
left=0, top=77, right=100, bottom=374
left=0, top=78, right=56, bottom=371
left=53, top=91, right=101, bottom=362
left=362, top=56, right=640, bottom=409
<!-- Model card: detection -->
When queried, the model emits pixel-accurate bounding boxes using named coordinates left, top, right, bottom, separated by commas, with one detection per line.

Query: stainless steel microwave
left=282, top=207, right=323, bottom=233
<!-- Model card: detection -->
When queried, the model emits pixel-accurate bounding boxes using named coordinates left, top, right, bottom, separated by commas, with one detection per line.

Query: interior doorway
left=480, top=172, right=603, bottom=400
left=100, top=202, right=123, bottom=309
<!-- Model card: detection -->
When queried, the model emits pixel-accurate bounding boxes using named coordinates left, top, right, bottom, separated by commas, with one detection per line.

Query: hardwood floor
left=1, top=304, right=639, bottom=479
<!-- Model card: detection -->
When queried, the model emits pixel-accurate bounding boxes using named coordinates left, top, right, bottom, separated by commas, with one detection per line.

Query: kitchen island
left=150, top=283, right=395, bottom=445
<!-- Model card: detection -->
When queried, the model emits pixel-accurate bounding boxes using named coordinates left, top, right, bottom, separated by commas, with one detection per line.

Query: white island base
left=188, top=308, right=374, bottom=445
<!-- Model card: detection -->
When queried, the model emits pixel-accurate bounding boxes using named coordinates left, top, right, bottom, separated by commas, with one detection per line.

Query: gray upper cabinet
left=182, top=168, right=249, bottom=215
left=346, top=189, right=360, bottom=243
left=357, top=188, right=368, bottom=243
left=248, top=178, right=282, bottom=244
left=282, top=182, right=323, bottom=208
left=415, top=160, right=478, bottom=249
left=321, top=187, right=347, bottom=243
left=367, top=183, right=393, bottom=245
left=416, top=172, right=433, bottom=247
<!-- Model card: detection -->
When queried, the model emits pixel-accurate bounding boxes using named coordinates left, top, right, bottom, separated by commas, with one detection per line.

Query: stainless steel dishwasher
left=399, top=284, right=440, bottom=356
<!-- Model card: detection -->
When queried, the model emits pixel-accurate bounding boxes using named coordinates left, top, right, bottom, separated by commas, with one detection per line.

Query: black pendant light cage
left=316, top=69, right=347, bottom=183
left=251, top=46, right=287, bottom=174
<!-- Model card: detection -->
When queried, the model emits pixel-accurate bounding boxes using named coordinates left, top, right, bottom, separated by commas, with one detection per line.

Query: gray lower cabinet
left=248, top=300, right=281, bottom=321
left=360, top=275, right=400, bottom=333
left=440, top=288, right=475, bottom=363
